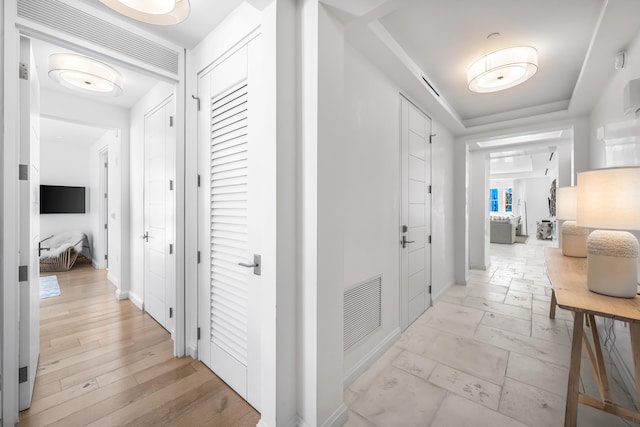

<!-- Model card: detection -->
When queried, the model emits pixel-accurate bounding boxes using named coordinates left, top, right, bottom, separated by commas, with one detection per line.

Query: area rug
left=40, top=275, right=61, bottom=299
left=515, top=235, right=529, bottom=244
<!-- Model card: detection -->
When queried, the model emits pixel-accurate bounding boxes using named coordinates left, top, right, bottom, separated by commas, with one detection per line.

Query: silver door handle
left=141, top=232, right=149, bottom=241
left=238, top=254, right=261, bottom=276
left=402, top=235, right=415, bottom=248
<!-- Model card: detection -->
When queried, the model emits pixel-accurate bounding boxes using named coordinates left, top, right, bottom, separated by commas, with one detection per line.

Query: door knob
left=402, top=235, right=415, bottom=249
left=141, top=232, right=149, bottom=242
left=238, top=254, right=261, bottom=276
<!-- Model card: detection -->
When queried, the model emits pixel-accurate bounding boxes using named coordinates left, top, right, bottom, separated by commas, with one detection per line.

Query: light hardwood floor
left=18, top=264, right=259, bottom=427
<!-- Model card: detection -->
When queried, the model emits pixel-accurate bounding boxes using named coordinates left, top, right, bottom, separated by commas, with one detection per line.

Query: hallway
left=17, top=265, right=259, bottom=426
left=345, top=239, right=639, bottom=426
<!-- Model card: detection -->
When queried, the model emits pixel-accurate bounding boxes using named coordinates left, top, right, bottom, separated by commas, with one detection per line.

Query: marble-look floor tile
left=344, top=410, right=375, bottom=427
left=423, top=332, right=508, bottom=385
left=505, top=290, right=533, bottom=309
left=349, top=346, right=403, bottom=395
left=350, top=366, right=447, bottom=427
left=426, top=302, right=484, bottom=337
left=499, top=378, right=564, bottom=427
left=391, top=350, right=437, bottom=381
left=489, top=276, right=515, bottom=287
left=474, top=324, right=570, bottom=367
left=481, top=312, right=531, bottom=336
left=395, top=323, right=441, bottom=356
left=578, top=403, right=640, bottom=427
left=428, top=364, right=502, bottom=410
left=510, top=279, right=548, bottom=296
left=531, top=314, right=571, bottom=345
left=430, top=394, right=527, bottom=427
left=533, top=299, right=574, bottom=321
left=506, top=352, right=568, bottom=397
left=461, top=296, right=532, bottom=320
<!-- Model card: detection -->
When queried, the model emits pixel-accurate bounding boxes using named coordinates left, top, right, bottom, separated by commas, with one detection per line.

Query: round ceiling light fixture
left=467, top=46, right=538, bottom=93
left=100, top=0, right=190, bottom=25
left=48, top=53, right=123, bottom=97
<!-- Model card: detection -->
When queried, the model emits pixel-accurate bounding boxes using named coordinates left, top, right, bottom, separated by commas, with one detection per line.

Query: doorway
left=400, top=95, right=433, bottom=329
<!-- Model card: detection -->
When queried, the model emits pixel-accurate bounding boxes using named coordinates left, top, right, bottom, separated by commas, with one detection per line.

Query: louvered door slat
left=209, top=81, right=250, bottom=367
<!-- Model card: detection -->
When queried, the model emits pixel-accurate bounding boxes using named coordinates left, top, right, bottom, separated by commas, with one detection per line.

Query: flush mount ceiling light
left=467, top=46, right=538, bottom=93
left=48, top=53, right=123, bottom=97
left=100, top=0, right=190, bottom=25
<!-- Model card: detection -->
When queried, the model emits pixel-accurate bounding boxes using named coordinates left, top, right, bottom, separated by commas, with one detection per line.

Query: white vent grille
left=17, top=0, right=179, bottom=75
left=209, top=82, right=249, bottom=365
left=344, top=276, right=382, bottom=351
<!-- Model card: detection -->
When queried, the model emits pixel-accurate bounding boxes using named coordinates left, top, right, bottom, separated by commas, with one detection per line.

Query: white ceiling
left=40, top=116, right=109, bottom=146
left=337, top=0, right=640, bottom=134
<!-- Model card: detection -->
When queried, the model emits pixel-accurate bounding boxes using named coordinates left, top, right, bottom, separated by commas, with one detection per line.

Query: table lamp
left=556, top=186, right=588, bottom=258
left=576, top=167, right=640, bottom=298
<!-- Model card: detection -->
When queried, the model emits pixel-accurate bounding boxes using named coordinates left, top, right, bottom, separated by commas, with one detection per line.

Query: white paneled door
left=197, top=38, right=262, bottom=410
left=400, top=96, right=432, bottom=329
left=143, top=97, right=176, bottom=334
left=18, top=36, right=41, bottom=410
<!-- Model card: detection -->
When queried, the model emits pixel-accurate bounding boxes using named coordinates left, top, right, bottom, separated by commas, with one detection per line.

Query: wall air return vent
left=17, top=0, right=179, bottom=75
left=344, top=275, right=382, bottom=352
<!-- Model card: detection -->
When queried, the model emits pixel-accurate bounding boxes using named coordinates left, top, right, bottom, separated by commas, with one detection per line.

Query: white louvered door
left=197, top=42, right=261, bottom=408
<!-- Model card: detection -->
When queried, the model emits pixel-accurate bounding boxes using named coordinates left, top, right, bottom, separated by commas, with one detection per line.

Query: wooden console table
left=545, top=247, right=640, bottom=426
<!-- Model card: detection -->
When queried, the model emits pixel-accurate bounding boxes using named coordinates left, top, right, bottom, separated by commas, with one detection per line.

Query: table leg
left=549, top=289, right=557, bottom=319
left=586, top=314, right=611, bottom=404
left=629, top=322, right=640, bottom=407
left=566, top=311, right=584, bottom=427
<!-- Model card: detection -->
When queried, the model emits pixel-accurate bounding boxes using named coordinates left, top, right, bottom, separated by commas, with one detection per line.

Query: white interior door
left=197, top=40, right=262, bottom=409
left=18, top=35, right=40, bottom=410
left=143, top=97, right=176, bottom=334
left=400, top=96, right=432, bottom=329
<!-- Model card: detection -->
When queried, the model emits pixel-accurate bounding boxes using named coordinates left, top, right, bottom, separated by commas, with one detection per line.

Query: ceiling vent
left=17, top=0, right=180, bottom=75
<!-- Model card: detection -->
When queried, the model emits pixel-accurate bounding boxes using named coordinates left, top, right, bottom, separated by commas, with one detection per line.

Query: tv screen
left=40, top=185, right=86, bottom=214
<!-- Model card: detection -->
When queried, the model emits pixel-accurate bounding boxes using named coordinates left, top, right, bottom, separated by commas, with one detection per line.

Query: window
left=490, top=188, right=499, bottom=212
left=504, top=187, right=513, bottom=213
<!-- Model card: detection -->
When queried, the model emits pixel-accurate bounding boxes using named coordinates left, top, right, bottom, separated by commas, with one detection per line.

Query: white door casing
left=197, top=38, right=262, bottom=409
left=18, top=35, right=41, bottom=410
left=143, top=97, right=176, bottom=334
left=400, top=96, right=432, bottom=329
left=99, top=148, right=108, bottom=269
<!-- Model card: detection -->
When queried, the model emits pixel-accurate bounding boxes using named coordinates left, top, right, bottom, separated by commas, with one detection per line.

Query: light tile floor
left=345, top=238, right=640, bottom=426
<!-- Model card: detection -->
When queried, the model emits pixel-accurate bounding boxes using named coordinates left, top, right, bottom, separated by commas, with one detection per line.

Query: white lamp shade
left=48, top=53, right=123, bottom=97
left=556, top=186, right=577, bottom=220
left=467, top=46, right=538, bottom=93
left=576, top=167, right=640, bottom=230
left=100, top=0, right=190, bottom=25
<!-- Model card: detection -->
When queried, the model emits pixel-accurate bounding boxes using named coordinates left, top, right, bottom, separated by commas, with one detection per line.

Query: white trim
left=432, top=280, right=456, bottom=303
left=107, top=271, right=120, bottom=287
left=470, top=263, right=488, bottom=271
left=343, top=327, right=401, bottom=388
left=128, top=291, right=144, bottom=310
left=114, top=289, right=128, bottom=300
left=320, top=403, right=348, bottom=427
left=186, top=344, right=197, bottom=359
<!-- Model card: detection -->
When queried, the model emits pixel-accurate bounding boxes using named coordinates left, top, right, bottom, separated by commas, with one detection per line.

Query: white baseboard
left=469, top=263, right=488, bottom=271
left=107, top=272, right=120, bottom=287
left=187, top=343, right=198, bottom=359
left=432, top=281, right=455, bottom=303
left=128, top=291, right=144, bottom=310
left=321, top=403, right=348, bottom=427
left=343, top=327, right=401, bottom=388
left=115, top=288, right=129, bottom=300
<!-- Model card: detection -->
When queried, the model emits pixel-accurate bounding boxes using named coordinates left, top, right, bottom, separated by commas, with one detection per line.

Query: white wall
left=342, top=42, right=401, bottom=382
left=129, top=81, right=175, bottom=309
left=40, top=140, right=95, bottom=249
left=518, top=177, right=553, bottom=237
left=469, top=151, right=489, bottom=269
left=590, top=27, right=640, bottom=168
left=40, top=88, right=129, bottom=294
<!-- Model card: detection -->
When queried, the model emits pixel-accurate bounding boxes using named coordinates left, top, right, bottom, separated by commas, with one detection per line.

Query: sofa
left=490, top=215, right=520, bottom=244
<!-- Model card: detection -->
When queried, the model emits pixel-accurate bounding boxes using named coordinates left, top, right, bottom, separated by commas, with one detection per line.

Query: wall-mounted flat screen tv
left=40, top=185, right=86, bottom=214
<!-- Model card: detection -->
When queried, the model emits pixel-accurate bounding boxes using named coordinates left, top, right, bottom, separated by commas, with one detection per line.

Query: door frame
left=399, top=93, right=433, bottom=331
left=2, top=6, right=187, bottom=422
left=98, top=147, right=109, bottom=270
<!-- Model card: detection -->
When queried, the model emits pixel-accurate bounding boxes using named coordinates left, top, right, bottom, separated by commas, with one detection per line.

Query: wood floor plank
left=18, top=264, right=260, bottom=426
